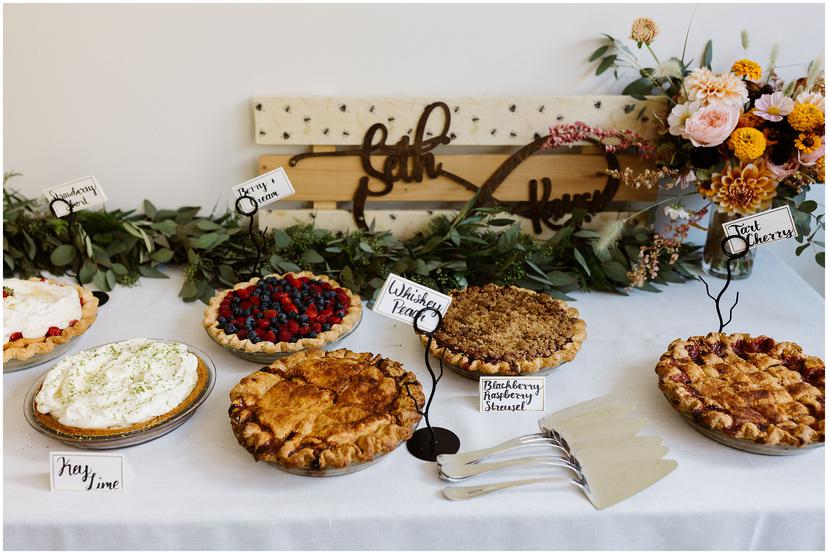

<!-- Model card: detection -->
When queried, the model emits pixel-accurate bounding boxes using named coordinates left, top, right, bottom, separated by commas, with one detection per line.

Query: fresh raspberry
left=46, top=327, right=62, bottom=337
left=236, top=329, right=248, bottom=339
left=264, top=330, right=276, bottom=343
left=286, top=319, right=299, bottom=333
left=68, top=320, right=78, bottom=326
left=255, top=328, right=266, bottom=339
left=311, top=323, right=322, bottom=333
left=9, top=332, right=23, bottom=341
left=305, top=304, right=318, bottom=319
left=257, top=319, right=270, bottom=329
left=262, top=309, right=277, bottom=319
left=330, top=317, right=342, bottom=325
left=299, top=326, right=310, bottom=335
left=236, top=288, right=251, bottom=300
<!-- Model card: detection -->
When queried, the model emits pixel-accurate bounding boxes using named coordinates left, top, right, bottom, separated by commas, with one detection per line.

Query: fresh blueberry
left=322, top=323, right=331, bottom=331
left=308, top=332, right=317, bottom=338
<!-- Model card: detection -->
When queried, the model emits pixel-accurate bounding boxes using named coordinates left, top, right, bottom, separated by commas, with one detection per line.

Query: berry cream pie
left=33, top=339, right=210, bottom=437
left=229, top=349, right=424, bottom=472
left=656, top=333, right=824, bottom=447
left=204, top=272, right=362, bottom=355
left=3, top=278, right=98, bottom=364
left=422, top=284, right=586, bottom=376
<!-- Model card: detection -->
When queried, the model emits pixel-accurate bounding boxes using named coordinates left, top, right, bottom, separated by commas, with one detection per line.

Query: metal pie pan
left=678, top=411, right=823, bottom=456
left=207, top=310, right=362, bottom=364
left=24, top=340, right=216, bottom=450
left=4, top=336, right=80, bottom=374
left=266, top=443, right=400, bottom=477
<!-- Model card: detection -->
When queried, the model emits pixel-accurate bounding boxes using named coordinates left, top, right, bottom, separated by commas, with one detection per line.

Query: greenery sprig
left=3, top=177, right=701, bottom=303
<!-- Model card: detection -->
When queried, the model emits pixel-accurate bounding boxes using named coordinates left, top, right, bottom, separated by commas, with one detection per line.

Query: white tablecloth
left=4, top=253, right=825, bottom=550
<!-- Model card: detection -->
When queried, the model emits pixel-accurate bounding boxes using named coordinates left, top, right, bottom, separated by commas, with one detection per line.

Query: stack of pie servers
left=436, top=395, right=678, bottom=509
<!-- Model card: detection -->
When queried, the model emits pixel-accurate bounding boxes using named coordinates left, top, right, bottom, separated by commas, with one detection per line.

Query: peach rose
left=764, top=155, right=799, bottom=181
left=684, top=103, right=741, bottom=148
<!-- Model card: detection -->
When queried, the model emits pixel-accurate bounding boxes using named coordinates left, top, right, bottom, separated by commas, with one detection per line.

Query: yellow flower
left=728, top=127, right=766, bottom=160
left=630, top=17, right=658, bottom=44
left=706, top=159, right=777, bottom=215
left=794, top=132, right=822, bottom=154
left=815, top=157, right=825, bottom=182
left=788, top=102, right=825, bottom=131
left=731, top=59, right=762, bottom=81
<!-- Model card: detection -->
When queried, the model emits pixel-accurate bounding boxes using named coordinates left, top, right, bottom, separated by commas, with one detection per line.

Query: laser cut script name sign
left=287, top=102, right=621, bottom=232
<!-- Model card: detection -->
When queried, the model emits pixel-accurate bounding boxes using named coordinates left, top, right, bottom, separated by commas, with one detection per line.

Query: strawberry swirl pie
left=3, top=278, right=98, bottom=364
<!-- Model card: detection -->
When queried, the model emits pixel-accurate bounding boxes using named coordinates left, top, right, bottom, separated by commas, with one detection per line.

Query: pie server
left=540, top=394, right=634, bottom=427
left=439, top=437, right=667, bottom=481
left=443, top=458, right=678, bottom=509
left=436, top=406, right=640, bottom=466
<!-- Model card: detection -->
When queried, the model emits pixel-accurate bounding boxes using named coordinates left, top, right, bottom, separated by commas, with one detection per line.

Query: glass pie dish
left=442, top=359, right=560, bottom=381
left=267, top=445, right=399, bottom=477
left=24, top=340, right=216, bottom=450
left=207, top=310, right=363, bottom=364
left=4, top=336, right=79, bottom=373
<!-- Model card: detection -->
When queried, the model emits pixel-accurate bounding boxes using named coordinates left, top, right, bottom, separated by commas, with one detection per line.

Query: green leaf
left=796, top=243, right=809, bottom=256
left=218, top=264, right=236, bottom=283
left=588, top=44, right=610, bottom=62
left=179, top=281, right=198, bottom=300
left=596, top=55, right=617, bottom=75
left=196, top=219, right=222, bottom=231
left=573, top=248, right=591, bottom=276
left=138, top=265, right=168, bottom=279
left=448, top=228, right=461, bottom=246
left=151, top=248, right=174, bottom=263
left=358, top=241, right=374, bottom=253
left=602, top=261, right=630, bottom=283
left=274, top=229, right=292, bottom=248
left=302, top=249, right=325, bottom=264
left=622, top=77, right=653, bottom=97
left=277, top=260, right=301, bottom=273
left=192, top=233, right=219, bottom=249
left=50, top=244, right=77, bottom=266
left=105, top=269, right=117, bottom=289
left=799, top=200, right=818, bottom=213
left=79, top=259, right=97, bottom=283
left=150, top=219, right=177, bottom=236
left=111, top=263, right=128, bottom=276
left=817, top=252, right=825, bottom=267
left=546, top=271, right=579, bottom=287
left=701, top=40, right=713, bottom=68
left=93, top=270, right=109, bottom=291
left=143, top=199, right=157, bottom=220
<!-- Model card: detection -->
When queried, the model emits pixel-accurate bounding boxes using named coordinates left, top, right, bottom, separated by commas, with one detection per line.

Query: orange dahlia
left=704, top=159, right=778, bottom=215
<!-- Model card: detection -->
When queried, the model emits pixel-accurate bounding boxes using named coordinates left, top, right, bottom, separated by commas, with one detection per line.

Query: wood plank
left=253, top=96, right=666, bottom=146
left=258, top=209, right=641, bottom=239
left=259, top=152, right=657, bottom=202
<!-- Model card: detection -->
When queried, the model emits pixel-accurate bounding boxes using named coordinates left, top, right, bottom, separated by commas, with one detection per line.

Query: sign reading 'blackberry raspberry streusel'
left=479, top=377, right=545, bottom=412
left=721, top=205, right=798, bottom=252
left=372, top=273, right=451, bottom=332
left=232, top=166, right=295, bottom=211
left=43, top=176, right=107, bottom=217
left=50, top=452, right=124, bottom=492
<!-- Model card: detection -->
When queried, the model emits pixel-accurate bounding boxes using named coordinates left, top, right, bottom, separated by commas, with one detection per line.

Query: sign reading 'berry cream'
left=372, top=273, right=452, bottom=333
left=232, top=166, right=295, bottom=211
left=43, top=176, right=107, bottom=217
left=50, top=452, right=124, bottom=493
left=479, top=377, right=545, bottom=412
left=721, top=205, right=798, bottom=253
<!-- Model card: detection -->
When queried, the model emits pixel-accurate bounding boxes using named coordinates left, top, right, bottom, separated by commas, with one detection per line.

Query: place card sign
left=372, top=273, right=452, bottom=332
left=722, top=206, right=798, bottom=253
left=479, top=377, right=545, bottom=412
left=43, top=176, right=107, bottom=217
left=50, top=452, right=124, bottom=492
left=233, top=166, right=295, bottom=211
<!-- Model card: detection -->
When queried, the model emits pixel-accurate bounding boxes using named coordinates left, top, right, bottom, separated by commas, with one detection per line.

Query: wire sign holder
left=405, top=307, right=461, bottom=461
left=234, top=194, right=268, bottom=280
left=699, top=234, right=748, bottom=332
left=48, top=198, right=110, bottom=306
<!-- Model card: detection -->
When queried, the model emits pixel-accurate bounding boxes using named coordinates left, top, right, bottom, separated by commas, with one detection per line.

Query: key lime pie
left=33, top=339, right=210, bottom=437
left=3, top=277, right=98, bottom=364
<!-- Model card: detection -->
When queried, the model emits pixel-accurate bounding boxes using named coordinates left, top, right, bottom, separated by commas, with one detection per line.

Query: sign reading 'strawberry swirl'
left=43, top=176, right=107, bottom=217
left=372, top=273, right=452, bottom=332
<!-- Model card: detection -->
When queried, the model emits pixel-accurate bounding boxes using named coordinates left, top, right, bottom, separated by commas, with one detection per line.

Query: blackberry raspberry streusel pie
left=423, top=284, right=586, bottom=376
left=229, top=349, right=424, bottom=472
left=4, top=277, right=98, bottom=364
left=204, top=272, right=361, bottom=355
left=656, top=332, right=824, bottom=447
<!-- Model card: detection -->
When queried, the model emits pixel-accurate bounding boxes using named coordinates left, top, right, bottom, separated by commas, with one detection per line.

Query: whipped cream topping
left=35, top=339, right=199, bottom=429
left=3, top=278, right=82, bottom=343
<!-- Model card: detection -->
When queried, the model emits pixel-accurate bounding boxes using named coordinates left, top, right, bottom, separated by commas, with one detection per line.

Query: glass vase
left=702, top=210, right=755, bottom=279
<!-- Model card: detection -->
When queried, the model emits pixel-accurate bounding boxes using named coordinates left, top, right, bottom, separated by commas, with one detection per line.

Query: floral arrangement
left=589, top=17, right=825, bottom=267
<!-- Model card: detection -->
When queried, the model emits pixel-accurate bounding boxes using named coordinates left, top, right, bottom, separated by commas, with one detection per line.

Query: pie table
left=3, top=253, right=824, bottom=550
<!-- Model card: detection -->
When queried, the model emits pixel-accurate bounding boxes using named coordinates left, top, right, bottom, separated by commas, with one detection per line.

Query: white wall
left=3, top=3, right=825, bottom=292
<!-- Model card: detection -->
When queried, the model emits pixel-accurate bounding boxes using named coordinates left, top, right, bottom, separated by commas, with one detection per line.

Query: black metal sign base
left=406, top=427, right=460, bottom=462
left=92, top=291, right=110, bottom=306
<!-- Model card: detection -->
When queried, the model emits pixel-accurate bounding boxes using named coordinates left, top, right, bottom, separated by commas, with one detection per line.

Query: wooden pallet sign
left=253, top=96, right=663, bottom=237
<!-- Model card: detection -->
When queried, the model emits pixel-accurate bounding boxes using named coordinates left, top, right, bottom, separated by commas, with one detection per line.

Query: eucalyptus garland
left=3, top=180, right=701, bottom=303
